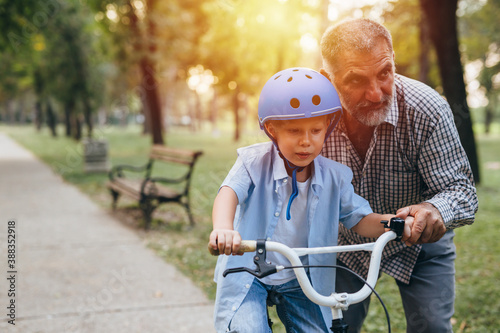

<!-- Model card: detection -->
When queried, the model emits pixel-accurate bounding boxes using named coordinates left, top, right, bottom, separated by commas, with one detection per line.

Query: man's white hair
left=320, top=18, right=393, bottom=73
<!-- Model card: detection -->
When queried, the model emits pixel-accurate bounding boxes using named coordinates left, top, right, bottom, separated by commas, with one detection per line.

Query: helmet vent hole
left=312, top=95, right=321, bottom=106
left=290, top=98, right=300, bottom=108
left=287, top=76, right=293, bottom=82
left=305, top=75, right=312, bottom=79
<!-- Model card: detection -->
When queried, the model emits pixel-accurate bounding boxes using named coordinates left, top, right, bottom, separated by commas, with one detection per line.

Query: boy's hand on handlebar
left=209, top=229, right=243, bottom=256
left=382, top=216, right=414, bottom=246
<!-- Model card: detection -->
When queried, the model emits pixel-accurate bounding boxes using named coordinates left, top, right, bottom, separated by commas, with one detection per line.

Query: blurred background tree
left=1, top=0, right=103, bottom=140
left=2, top=0, right=499, bottom=180
left=460, top=0, right=500, bottom=135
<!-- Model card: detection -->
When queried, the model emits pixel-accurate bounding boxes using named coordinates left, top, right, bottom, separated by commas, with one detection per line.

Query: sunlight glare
left=465, top=60, right=489, bottom=108
left=105, top=4, right=119, bottom=23
left=236, top=17, right=245, bottom=27
left=328, top=7, right=339, bottom=21
left=187, top=65, right=217, bottom=95
left=132, top=0, right=146, bottom=20
left=300, top=33, right=318, bottom=53
left=328, top=0, right=390, bottom=20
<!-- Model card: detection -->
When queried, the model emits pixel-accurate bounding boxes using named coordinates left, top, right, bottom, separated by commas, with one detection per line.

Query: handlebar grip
left=208, top=240, right=257, bottom=256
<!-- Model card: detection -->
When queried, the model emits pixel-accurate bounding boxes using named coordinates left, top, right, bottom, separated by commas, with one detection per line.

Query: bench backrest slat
left=149, top=145, right=201, bottom=165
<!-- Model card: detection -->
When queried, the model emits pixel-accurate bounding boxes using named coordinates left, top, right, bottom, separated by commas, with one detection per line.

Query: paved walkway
left=0, top=132, right=215, bottom=332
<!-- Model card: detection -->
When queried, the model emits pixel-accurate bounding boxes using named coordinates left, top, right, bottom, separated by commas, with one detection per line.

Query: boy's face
left=266, top=116, right=329, bottom=169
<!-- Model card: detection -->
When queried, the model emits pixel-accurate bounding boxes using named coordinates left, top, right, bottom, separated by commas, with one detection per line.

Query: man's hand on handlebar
left=396, top=202, right=446, bottom=246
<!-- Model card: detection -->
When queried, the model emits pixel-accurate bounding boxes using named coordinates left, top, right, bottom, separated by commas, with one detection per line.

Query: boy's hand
left=402, top=217, right=414, bottom=246
left=393, top=214, right=414, bottom=246
left=209, top=229, right=242, bottom=256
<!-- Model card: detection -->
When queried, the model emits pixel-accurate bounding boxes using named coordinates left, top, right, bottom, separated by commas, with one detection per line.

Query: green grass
left=2, top=123, right=499, bottom=332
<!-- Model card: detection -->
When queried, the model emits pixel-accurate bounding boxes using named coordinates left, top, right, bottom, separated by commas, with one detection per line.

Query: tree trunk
left=35, top=101, right=43, bottom=131
left=73, top=115, right=82, bottom=141
left=64, top=101, right=73, bottom=137
left=233, top=87, right=240, bottom=142
left=193, top=91, right=202, bottom=132
left=33, top=68, right=44, bottom=131
left=46, top=100, right=57, bottom=137
left=139, top=87, right=152, bottom=134
left=484, top=106, right=493, bottom=134
left=82, top=97, right=93, bottom=138
left=6, top=100, right=15, bottom=123
left=129, top=0, right=164, bottom=145
left=140, top=58, right=164, bottom=145
left=419, top=0, right=480, bottom=183
left=210, top=89, right=219, bottom=136
left=418, top=11, right=432, bottom=85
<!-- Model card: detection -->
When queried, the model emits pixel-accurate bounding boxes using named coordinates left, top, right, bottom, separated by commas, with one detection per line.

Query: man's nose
left=365, top=80, right=383, bottom=102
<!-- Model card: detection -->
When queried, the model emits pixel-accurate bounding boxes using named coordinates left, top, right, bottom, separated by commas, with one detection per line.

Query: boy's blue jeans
left=226, top=277, right=329, bottom=332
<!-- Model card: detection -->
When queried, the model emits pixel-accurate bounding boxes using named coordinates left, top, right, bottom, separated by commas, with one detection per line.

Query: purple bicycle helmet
left=258, top=67, right=342, bottom=142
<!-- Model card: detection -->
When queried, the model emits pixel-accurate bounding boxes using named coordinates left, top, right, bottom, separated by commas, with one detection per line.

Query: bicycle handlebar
left=208, top=217, right=405, bottom=310
left=208, top=241, right=256, bottom=256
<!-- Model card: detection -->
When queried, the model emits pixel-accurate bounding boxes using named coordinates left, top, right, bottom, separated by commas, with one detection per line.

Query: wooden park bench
left=107, top=145, right=203, bottom=229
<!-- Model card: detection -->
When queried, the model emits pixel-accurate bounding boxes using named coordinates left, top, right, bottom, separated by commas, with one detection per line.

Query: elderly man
left=320, top=18, right=478, bottom=332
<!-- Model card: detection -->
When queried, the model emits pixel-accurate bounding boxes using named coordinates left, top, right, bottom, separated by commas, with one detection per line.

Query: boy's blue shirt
left=213, top=141, right=373, bottom=330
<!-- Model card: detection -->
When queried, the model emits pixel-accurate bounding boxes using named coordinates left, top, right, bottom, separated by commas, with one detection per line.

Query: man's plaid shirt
left=322, top=74, right=478, bottom=284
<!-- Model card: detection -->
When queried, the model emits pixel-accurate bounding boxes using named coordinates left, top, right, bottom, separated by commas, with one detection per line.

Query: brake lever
left=381, top=217, right=405, bottom=241
left=223, top=239, right=277, bottom=278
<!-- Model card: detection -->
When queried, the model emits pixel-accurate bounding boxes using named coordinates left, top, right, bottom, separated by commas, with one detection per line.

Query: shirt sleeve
left=418, top=103, right=478, bottom=229
left=337, top=167, right=374, bottom=230
left=220, top=156, right=253, bottom=204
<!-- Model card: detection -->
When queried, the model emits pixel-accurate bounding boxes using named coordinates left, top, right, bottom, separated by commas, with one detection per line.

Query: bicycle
left=208, top=217, right=406, bottom=333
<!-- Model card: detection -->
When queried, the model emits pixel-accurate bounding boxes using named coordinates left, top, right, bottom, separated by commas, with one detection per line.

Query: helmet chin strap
left=279, top=152, right=304, bottom=221
left=266, top=125, right=309, bottom=221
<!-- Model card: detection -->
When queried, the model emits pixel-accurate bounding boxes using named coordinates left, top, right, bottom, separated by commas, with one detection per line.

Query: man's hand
left=396, top=202, right=446, bottom=246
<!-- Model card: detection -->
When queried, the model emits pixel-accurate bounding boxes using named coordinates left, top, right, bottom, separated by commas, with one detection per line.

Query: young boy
left=209, top=68, right=411, bottom=332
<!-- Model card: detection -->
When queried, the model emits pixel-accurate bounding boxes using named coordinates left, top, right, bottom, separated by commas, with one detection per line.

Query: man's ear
left=320, top=68, right=335, bottom=85
left=319, top=68, right=330, bottom=80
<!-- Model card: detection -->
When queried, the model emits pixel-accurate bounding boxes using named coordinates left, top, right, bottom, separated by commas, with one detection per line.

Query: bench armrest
left=108, top=161, right=151, bottom=181
left=147, top=175, right=187, bottom=185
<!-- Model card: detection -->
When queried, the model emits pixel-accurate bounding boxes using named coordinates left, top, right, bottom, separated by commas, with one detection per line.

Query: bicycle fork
left=331, top=308, right=349, bottom=333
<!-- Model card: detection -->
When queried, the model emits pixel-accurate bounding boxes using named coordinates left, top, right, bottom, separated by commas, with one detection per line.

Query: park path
left=0, top=132, right=215, bottom=332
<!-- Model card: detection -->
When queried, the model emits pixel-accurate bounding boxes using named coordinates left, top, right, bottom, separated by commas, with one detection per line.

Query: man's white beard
left=353, top=103, right=391, bottom=127
left=340, top=88, right=394, bottom=127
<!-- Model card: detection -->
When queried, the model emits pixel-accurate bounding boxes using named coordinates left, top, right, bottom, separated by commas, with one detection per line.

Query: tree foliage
left=0, top=0, right=496, bottom=158
left=198, top=0, right=320, bottom=140
left=460, top=0, right=500, bottom=134
left=0, top=0, right=104, bottom=139
left=86, top=0, right=211, bottom=144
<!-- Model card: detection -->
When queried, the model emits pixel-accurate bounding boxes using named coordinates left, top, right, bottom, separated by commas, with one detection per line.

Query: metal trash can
left=83, top=138, right=110, bottom=173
